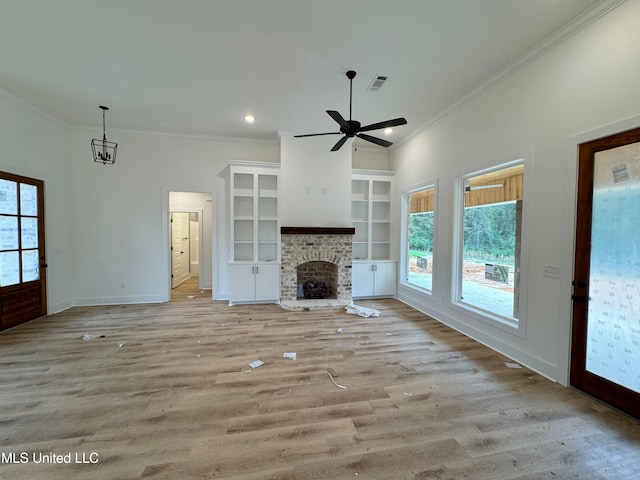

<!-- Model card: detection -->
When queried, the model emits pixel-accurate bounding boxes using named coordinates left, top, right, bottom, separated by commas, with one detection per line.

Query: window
left=402, top=184, right=435, bottom=292
left=0, top=178, right=40, bottom=286
left=454, top=161, right=525, bottom=328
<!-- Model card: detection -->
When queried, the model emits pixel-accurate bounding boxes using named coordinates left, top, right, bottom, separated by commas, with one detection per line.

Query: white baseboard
left=396, top=288, right=560, bottom=384
left=72, top=295, right=166, bottom=307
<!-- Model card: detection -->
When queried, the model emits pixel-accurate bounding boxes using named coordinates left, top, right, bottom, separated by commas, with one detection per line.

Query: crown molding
left=71, top=123, right=279, bottom=145
left=0, top=86, right=67, bottom=127
left=398, top=0, right=628, bottom=147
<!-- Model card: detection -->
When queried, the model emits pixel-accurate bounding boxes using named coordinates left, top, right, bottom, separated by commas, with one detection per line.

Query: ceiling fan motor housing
left=342, top=120, right=361, bottom=137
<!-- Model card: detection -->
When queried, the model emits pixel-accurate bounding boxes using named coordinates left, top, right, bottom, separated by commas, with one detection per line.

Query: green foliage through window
left=463, top=202, right=516, bottom=265
left=408, top=212, right=434, bottom=253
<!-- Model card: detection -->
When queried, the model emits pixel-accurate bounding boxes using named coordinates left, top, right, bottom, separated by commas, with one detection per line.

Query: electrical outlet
left=542, top=265, right=560, bottom=279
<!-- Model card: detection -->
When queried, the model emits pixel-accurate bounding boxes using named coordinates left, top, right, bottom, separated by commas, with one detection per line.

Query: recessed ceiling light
left=384, top=128, right=393, bottom=135
left=244, top=114, right=255, bottom=124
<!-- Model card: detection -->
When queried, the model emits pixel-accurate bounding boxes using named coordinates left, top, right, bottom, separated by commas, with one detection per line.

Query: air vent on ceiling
left=368, top=75, right=388, bottom=91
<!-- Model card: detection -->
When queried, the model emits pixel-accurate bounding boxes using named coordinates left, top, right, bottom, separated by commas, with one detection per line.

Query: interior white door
left=171, top=212, right=191, bottom=288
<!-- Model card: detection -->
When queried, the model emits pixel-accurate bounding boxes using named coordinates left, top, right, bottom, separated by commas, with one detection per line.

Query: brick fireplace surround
left=280, top=227, right=355, bottom=310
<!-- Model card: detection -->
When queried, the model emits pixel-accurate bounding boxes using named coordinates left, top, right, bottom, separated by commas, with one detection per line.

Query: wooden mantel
left=281, top=227, right=355, bottom=235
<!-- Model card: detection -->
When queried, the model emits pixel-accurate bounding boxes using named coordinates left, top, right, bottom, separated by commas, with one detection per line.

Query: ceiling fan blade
left=331, top=136, right=349, bottom=151
left=294, top=132, right=341, bottom=138
left=359, top=117, right=407, bottom=132
left=327, top=110, right=348, bottom=128
left=356, top=133, right=393, bottom=148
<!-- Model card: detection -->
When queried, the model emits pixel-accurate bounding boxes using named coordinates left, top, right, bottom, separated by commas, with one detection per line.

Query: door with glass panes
left=571, top=127, right=640, bottom=419
left=0, top=172, right=47, bottom=330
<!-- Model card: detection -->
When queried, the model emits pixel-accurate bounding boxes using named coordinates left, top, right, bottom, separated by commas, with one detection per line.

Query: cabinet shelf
left=229, top=161, right=280, bottom=263
left=351, top=171, right=394, bottom=262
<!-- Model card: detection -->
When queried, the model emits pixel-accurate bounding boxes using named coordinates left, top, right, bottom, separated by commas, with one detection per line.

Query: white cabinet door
left=255, top=263, right=280, bottom=301
left=373, top=261, right=396, bottom=296
left=352, top=262, right=374, bottom=297
left=229, top=264, right=256, bottom=303
left=352, top=261, right=396, bottom=298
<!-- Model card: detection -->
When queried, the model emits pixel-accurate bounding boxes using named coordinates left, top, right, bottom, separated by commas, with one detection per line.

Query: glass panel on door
left=586, top=142, right=640, bottom=394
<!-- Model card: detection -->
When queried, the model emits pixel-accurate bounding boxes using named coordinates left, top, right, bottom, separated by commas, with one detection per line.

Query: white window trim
left=451, top=150, right=533, bottom=338
left=400, top=179, right=438, bottom=296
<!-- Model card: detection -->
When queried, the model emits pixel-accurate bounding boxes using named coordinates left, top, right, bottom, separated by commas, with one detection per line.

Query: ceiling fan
left=294, top=70, right=407, bottom=151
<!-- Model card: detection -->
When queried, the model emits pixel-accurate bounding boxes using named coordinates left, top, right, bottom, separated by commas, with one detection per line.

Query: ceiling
left=0, top=0, right=609, bottom=149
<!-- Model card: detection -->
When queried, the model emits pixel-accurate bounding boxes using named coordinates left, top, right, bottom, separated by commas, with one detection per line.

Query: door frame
left=559, top=115, right=640, bottom=387
left=0, top=170, right=47, bottom=330
left=162, top=187, right=216, bottom=302
left=570, top=125, right=640, bottom=418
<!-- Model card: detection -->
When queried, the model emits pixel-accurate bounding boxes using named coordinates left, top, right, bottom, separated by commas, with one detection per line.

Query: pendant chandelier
left=91, top=106, right=117, bottom=165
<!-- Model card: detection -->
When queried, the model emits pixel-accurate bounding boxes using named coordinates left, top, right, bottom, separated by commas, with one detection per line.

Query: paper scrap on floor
left=505, top=362, right=522, bottom=369
left=345, top=304, right=380, bottom=317
left=248, top=360, right=265, bottom=368
left=283, top=352, right=297, bottom=360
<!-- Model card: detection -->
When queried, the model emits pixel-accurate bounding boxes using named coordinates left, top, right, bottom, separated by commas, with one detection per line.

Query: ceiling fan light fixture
left=294, top=70, right=407, bottom=151
left=244, top=114, right=255, bottom=124
left=91, top=106, right=117, bottom=165
left=384, top=128, right=393, bottom=135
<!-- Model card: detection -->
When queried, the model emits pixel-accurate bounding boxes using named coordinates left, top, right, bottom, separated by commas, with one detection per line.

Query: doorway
left=0, top=171, right=47, bottom=330
left=167, top=190, right=213, bottom=301
left=571, top=126, right=640, bottom=419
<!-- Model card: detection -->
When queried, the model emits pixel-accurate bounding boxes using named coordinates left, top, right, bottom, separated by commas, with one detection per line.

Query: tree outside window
left=405, top=185, right=435, bottom=291
left=456, top=162, right=524, bottom=323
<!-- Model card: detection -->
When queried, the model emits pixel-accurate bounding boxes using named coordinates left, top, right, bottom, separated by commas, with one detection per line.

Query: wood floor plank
left=0, top=278, right=638, bottom=479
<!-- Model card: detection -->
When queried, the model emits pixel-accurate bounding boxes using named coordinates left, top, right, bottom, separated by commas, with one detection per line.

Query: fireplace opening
left=296, top=261, right=338, bottom=300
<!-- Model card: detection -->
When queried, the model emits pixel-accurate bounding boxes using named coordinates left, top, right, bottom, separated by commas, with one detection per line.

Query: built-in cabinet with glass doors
left=228, top=160, right=280, bottom=305
left=351, top=170, right=396, bottom=297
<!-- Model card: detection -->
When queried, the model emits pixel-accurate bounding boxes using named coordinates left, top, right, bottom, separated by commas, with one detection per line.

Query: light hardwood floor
left=0, top=277, right=638, bottom=479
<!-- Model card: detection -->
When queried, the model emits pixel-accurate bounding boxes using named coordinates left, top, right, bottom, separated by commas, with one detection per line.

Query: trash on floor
left=82, top=333, right=105, bottom=341
left=187, top=295, right=196, bottom=299
left=345, top=304, right=380, bottom=317
left=248, top=360, right=265, bottom=369
left=505, top=362, right=522, bottom=369
left=327, top=369, right=347, bottom=389
left=336, top=327, right=343, bottom=334
left=283, top=352, right=297, bottom=360
left=327, top=367, right=339, bottom=377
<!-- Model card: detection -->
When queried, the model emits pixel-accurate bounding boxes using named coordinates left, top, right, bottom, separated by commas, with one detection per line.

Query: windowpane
left=405, top=186, right=435, bottom=291
left=21, top=217, right=38, bottom=249
left=0, top=251, right=20, bottom=286
left=22, top=249, right=40, bottom=282
left=457, top=163, right=524, bottom=322
left=20, top=183, right=38, bottom=216
left=0, top=215, right=19, bottom=250
left=0, top=179, right=18, bottom=215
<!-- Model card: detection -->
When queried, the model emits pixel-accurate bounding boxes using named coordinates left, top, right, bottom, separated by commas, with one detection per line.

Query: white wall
left=0, top=94, right=391, bottom=312
left=68, top=128, right=279, bottom=304
left=391, top=0, right=640, bottom=384
left=352, top=147, right=390, bottom=170
left=0, top=92, right=74, bottom=313
left=279, top=133, right=352, bottom=227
